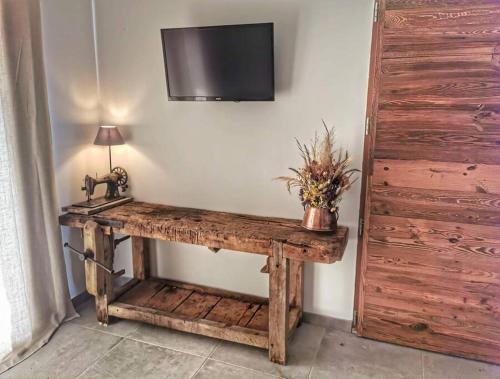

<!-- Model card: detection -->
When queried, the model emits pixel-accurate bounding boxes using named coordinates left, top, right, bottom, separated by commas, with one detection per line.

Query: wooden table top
left=59, top=201, right=348, bottom=263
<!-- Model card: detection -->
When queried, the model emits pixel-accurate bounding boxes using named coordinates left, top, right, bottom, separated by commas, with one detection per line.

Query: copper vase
left=301, top=207, right=337, bottom=232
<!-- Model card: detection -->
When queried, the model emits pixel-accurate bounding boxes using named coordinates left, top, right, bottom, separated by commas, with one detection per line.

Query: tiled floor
left=2, top=301, right=499, bottom=379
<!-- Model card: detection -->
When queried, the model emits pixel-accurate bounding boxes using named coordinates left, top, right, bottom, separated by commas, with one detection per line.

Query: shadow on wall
left=186, top=0, right=300, bottom=94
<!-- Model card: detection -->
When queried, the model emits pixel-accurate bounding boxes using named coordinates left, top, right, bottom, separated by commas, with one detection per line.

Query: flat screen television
left=161, top=23, right=274, bottom=101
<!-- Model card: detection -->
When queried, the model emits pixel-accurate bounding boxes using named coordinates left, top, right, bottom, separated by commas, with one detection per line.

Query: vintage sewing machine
left=62, top=167, right=133, bottom=215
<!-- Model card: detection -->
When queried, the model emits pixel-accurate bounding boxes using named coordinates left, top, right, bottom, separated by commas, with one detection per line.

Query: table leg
left=83, top=221, right=114, bottom=325
left=132, top=236, right=150, bottom=280
left=268, top=241, right=290, bottom=365
left=290, top=260, right=304, bottom=324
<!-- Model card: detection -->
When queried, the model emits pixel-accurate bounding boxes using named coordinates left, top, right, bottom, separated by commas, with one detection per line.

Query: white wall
left=43, top=0, right=373, bottom=320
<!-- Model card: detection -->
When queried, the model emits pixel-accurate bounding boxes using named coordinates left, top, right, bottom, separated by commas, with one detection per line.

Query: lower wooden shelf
left=109, top=277, right=301, bottom=349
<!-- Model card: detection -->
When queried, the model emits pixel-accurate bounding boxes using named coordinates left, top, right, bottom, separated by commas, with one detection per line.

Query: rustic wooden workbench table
left=59, top=201, right=348, bottom=365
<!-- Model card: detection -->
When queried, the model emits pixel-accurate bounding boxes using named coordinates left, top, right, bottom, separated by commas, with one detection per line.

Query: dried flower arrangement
left=277, top=122, right=358, bottom=230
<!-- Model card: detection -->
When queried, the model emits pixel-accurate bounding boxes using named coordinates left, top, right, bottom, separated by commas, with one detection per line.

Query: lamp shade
left=93, top=125, right=125, bottom=146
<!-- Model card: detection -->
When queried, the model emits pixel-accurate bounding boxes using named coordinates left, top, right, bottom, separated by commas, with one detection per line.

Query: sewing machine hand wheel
left=112, top=166, right=128, bottom=191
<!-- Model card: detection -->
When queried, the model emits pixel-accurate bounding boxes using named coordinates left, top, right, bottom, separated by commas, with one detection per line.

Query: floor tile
left=423, top=351, right=500, bottom=379
left=193, top=359, right=279, bottom=379
left=77, top=365, right=117, bottom=379
left=211, top=323, right=325, bottom=379
left=127, top=323, right=218, bottom=357
left=309, top=330, right=422, bottom=379
left=88, top=338, right=205, bottom=379
left=71, top=300, right=140, bottom=337
left=1, top=323, right=121, bottom=379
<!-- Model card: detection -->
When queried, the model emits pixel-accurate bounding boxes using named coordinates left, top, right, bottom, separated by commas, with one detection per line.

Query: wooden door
left=355, top=0, right=500, bottom=364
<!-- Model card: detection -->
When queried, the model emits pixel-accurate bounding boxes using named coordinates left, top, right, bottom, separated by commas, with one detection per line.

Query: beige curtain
left=0, top=0, right=76, bottom=372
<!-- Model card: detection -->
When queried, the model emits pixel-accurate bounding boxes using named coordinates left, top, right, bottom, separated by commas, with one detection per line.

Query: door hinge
left=365, top=116, right=371, bottom=136
left=373, top=0, right=379, bottom=23
left=358, top=217, right=364, bottom=237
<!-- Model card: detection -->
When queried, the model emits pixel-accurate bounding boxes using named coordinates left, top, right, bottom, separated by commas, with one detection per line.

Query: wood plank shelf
left=109, top=277, right=301, bottom=349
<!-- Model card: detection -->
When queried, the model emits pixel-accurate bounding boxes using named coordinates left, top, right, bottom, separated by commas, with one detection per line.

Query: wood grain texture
left=59, top=201, right=348, bottom=264
left=159, top=278, right=268, bottom=305
left=363, top=315, right=500, bottom=363
left=268, top=241, right=289, bottom=365
left=117, top=278, right=166, bottom=307
left=357, top=0, right=500, bottom=364
left=132, top=236, right=150, bottom=280
left=246, top=305, right=269, bottom=331
left=371, top=185, right=500, bottom=226
left=84, top=223, right=99, bottom=297
left=238, top=304, right=261, bottom=327
left=364, top=278, right=499, bottom=327
left=289, top=260, right=304, bottom=313
left=368, top=214, right=500, bottom=279
left=386, top=0, right=500, bottom=10
left=373, top=159, right=500, bottom=194
left=385, top=5, right=500, bottom=29
left=145, top=286, right=192, bottom=313
left=205, top=298, right=252, bottom=326
left=174, top=292, right=220, bottom=319
left=374, top=126, right=500, bottom=164
left=83, top=221, right=114, bottom=324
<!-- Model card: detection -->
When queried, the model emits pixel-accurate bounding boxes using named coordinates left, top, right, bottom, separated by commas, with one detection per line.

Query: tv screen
left=161, top=23, right=274, bottom=101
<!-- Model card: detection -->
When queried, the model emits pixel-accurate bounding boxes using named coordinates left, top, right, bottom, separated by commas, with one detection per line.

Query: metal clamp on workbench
left=64, top=242, right=124, bottom=276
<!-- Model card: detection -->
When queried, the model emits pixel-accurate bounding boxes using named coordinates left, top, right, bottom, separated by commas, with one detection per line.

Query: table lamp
left=93, top=125, right=125, bottom=172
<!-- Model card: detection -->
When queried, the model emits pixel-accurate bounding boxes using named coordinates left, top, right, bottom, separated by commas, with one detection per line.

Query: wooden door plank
left=365, top=269, right=500, bottom=314
left=377, top=107, right=499, bottom=125
left=382, top=54, right=500, bottom=78
left=372, top=159, right=500, bottom=194
left=368, top=214, right=500, bottom=258
left=374, top=135, right=500, bottom=165
left=376, top=53, right=500, bottom=164
left=367, top=243, right=500, bottom=285
left=365, top=300, right=500, bottom=346
left=385, top=5, right=500, bottom=29
left=383, top=42, right=498, bottom=59
left=363, top=315, right=500, bottom=364
left=364, top=281, right=500, bottom=329
left=379, top=97, right=500, bottom=110
left=386, top=0, right=500, bottom=10
left=384, top=25, right=500, bottom=47
left=380, top=79, right=500, bottom=105
left=371, top=186, right=500, bottom=226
